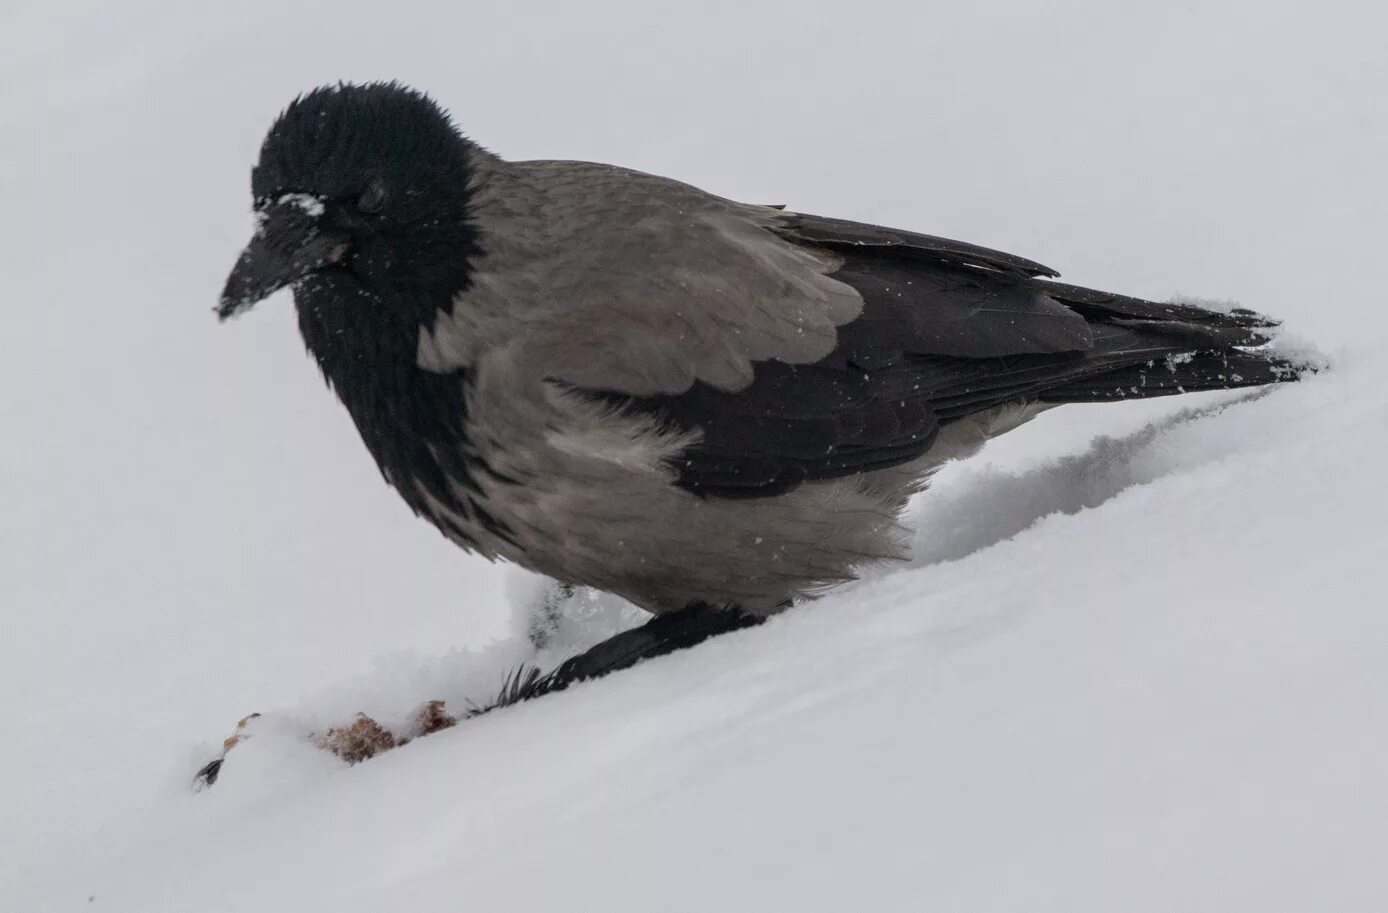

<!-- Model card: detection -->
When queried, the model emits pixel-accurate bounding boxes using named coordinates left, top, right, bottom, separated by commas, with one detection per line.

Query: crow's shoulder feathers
left=423, top=159, right=862, bottom=397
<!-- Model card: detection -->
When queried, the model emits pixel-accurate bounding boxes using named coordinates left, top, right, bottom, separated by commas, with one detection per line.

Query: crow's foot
left=194, top=604, right=761, bottom=790
left=193, top=700, right=458, bottom=789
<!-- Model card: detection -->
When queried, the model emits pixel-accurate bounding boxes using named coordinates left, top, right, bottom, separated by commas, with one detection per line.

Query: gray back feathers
left=418, top=155, right=861, bottom=396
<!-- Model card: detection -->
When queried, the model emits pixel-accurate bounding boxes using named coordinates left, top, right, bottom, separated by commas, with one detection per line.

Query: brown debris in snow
left=314, top=713, right=399, bottom=764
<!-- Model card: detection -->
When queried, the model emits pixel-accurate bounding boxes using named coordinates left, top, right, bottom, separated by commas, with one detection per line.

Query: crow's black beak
left=218, top=201, right=348, bottom=320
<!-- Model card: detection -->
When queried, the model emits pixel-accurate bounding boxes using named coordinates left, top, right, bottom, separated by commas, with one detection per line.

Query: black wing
left=584, top=213, right=1294, bottom=499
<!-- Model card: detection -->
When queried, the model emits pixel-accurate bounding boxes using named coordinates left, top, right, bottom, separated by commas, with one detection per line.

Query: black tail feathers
left=1039, top=346, right=1308, bottom=404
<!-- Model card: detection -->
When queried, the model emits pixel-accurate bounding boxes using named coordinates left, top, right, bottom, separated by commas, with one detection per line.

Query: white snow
left=4, top=2, right=1388, bottom=911
left=272, top=192, right=327, bottom=219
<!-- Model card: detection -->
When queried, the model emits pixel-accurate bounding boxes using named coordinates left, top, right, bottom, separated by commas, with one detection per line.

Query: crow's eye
left=357, top=179, right=387, bottom=214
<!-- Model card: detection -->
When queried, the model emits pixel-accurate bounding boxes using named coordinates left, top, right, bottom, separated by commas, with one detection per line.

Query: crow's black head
left=220, top=84, right=493, bottom=532
left=219, top=82, right=480, bottom=329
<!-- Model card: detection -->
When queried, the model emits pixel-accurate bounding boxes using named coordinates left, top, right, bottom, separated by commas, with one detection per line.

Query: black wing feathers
left=829, top=259, right=1095, bottom=362
left=580, top=213, right=1297, bottom=499
left=777, top=211, right=1061, bottom=279
left=599, top=361, right=942, bottom=497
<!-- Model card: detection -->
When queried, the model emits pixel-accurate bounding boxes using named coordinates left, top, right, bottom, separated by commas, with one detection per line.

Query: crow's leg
left=479, top=602, right=766, bottom=712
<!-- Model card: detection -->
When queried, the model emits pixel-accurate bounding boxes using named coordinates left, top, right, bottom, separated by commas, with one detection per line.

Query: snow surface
left=4, top=2, right=1387, bottom=911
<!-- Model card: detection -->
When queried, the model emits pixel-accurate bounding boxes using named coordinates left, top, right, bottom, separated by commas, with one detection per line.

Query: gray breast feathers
left=416, top=157, right=862, bottom=396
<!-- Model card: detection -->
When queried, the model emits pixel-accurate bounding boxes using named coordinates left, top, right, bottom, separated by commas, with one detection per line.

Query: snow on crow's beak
left=218, top=196, right=348, bottom=320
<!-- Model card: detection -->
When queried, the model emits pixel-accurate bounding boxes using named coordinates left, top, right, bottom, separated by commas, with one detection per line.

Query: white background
left=4, top=2, right=1386, bottom=910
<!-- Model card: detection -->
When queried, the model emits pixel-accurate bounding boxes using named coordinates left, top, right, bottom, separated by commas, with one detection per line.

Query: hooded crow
left=221, top=82, right=1305, bottom=693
